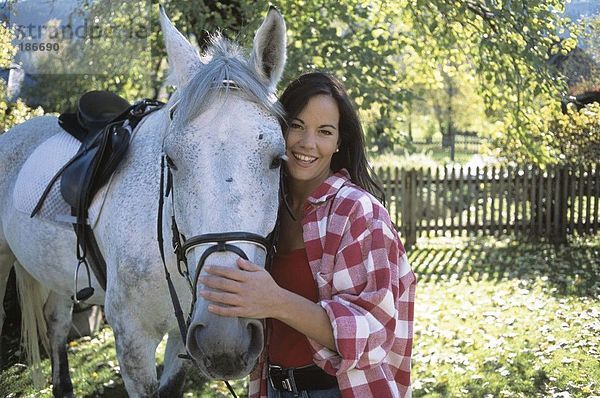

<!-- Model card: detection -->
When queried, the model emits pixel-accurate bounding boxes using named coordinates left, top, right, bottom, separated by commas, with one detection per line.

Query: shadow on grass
left=408, top=235, right=599, bottom=297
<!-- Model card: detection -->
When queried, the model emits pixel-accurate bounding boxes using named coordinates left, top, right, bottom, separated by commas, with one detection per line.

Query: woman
left=199, top=72, right=416, bottom=398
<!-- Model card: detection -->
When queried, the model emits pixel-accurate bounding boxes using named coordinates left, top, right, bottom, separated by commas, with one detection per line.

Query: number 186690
left=18, top=42, right=60, bottom=52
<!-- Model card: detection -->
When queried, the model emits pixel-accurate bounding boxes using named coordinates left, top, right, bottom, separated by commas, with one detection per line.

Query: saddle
left=59, top=91, right=132, bottom=210
left=32, top=91, right=164, bottom=300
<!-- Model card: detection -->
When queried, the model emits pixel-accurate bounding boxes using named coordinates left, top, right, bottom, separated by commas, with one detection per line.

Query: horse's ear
left=250, top=6, right=287, bottom=92
left=159, top=6, right=202, bottom=87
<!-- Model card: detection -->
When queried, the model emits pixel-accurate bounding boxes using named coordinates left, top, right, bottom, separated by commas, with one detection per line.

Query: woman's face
left=284, top=94, right=340, bottom=186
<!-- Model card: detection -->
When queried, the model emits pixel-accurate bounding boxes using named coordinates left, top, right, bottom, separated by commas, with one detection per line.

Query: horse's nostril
left=186, top=323, right=205, bottom=359
left=247, top=322, right=264, bottom=358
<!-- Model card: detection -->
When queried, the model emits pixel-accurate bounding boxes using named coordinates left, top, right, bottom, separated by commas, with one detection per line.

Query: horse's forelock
left=175, top=35, right=284, bottom=127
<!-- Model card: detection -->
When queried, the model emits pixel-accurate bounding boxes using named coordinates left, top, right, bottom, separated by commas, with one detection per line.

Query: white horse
left=0, top=7, right=286, bottom=397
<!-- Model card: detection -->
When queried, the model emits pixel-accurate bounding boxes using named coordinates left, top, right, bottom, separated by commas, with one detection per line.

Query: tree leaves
left=4, top=0, right=591, bottom=164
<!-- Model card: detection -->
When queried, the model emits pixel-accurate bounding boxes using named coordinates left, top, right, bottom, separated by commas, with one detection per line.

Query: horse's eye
left=166, top=155, right=178, bottom=170
left=270, top=156, right=282, bottom=170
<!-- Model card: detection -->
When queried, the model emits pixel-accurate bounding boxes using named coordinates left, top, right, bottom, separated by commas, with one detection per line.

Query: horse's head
left=159, top=7, right=286, bottom=379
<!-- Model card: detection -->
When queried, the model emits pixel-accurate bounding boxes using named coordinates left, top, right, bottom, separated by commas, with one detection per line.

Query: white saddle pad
left=13, top=131, right=109, bottom=229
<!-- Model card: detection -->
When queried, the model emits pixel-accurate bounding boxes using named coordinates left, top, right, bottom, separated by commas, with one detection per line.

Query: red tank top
left=267, top=247, right=318, bottom=368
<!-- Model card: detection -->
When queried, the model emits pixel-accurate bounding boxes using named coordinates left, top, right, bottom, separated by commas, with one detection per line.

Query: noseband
left=183, top=232, right=273, bottom=315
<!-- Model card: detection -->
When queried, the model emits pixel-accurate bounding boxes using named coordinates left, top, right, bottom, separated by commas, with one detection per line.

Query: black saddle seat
left=59, top=90, right=131, bottom=143
left=78, top=90, right=131, bottom=131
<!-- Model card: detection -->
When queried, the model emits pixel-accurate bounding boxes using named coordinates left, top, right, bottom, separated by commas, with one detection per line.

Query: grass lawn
left=410, top=234, right=599, bottom=398
left=1, top=234, right=598, bottom=397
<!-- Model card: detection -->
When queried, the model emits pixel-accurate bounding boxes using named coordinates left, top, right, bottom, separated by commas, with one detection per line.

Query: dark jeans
left=267, top=381, right=341, bottom=398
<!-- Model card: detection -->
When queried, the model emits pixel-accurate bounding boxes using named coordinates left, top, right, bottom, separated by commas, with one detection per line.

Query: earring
left=335, top=148, right=339, bottom=153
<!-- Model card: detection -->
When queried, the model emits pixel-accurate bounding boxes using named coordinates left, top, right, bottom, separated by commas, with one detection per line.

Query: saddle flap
left=60, top=126, right=131, bottom=212
left=60, top=145, right=101, bottom=210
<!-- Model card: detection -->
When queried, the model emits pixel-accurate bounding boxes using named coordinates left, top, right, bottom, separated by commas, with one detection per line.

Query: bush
left=549, top=102, right=600, bottom=166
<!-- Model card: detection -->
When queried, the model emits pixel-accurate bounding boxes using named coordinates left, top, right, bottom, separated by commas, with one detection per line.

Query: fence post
left=557, top=165, right=569, bottom=243
left=401, top=169, right=418, bottom=250
left=400, top=169, right=408, bottom=248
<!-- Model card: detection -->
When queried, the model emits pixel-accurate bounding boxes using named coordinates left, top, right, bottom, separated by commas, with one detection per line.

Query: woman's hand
left=201, top=258, right=337, bottom=351
left=199, top=258, right=281, bottom=319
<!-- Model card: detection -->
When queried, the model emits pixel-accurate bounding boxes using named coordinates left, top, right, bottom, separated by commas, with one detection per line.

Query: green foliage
left=161, top=0, right=259, bottom=50
left=500, top=100, right=600, bottom=166
left=0, top=23, right=16, bottom=68
left=0, top=23, right=43, bottom=131
left=5, top=0, right=589, bottom=165
left=547, top=103, right=600, bottom=166
left=399, top=0, right=579, bottom=164
left=566, top=14, right=600, bottom=93
left=370, top=152, right=441, bottom=170
left=0, top=85, right=44, bottom=131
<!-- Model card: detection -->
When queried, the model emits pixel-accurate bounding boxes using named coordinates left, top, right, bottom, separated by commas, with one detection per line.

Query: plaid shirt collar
left=306, top=168, right=351, bottom=205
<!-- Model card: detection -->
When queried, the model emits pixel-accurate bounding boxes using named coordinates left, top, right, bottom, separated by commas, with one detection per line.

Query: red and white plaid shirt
left=249, top=169, right=416, bottom=398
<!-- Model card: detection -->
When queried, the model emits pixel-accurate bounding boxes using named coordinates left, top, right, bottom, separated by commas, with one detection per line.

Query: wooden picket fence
left=374, top=164, right=600, bottom=249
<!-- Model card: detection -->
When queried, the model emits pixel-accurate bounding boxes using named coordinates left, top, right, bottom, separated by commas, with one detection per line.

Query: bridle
left=156, top=86, right=286, bottom=397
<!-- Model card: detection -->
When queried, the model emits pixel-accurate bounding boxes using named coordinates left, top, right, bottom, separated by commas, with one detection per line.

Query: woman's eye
left=320, top=129, right=333, bottom=135
left=166, top=155, right=178, bottom=170
left=270, top=156, right=282, bottom=170
left=289, top=122, right=302, bottom=129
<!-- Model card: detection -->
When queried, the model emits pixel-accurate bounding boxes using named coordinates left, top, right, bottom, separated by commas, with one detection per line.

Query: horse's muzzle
left=186, top=317, right=264, bottom=379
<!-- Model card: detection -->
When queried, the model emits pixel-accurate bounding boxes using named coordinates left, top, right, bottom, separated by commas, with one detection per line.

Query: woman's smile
left=291, top=151, right=318, bottom=165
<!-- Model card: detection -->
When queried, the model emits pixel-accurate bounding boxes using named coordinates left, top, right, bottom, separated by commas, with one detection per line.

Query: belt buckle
left=269, top=365, right=294, bottom=392
left=281, top=378, right=293, bottom=392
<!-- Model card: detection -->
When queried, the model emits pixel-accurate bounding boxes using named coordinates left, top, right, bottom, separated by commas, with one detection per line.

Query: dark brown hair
left=279, top=72, right=385, bottom=205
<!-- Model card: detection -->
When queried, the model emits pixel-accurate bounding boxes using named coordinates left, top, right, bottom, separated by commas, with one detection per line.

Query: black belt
left=268, top=364, right=338, bottom=392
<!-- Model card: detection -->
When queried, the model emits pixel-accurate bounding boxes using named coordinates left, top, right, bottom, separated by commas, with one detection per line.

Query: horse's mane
left=174, top=34, right=284, bottom=125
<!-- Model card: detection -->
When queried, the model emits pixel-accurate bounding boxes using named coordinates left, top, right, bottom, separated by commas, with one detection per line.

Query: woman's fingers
left=236, top=258, right=262, bottom=271
left=203, top=265, right=246, bottom=281
left=199, top=274, right=241, bottom=293
left=206, top=304, right=241, bottom=317
left=199, top=259, right=279, bottom=319
left=199, top=289, right=239, bottom=306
